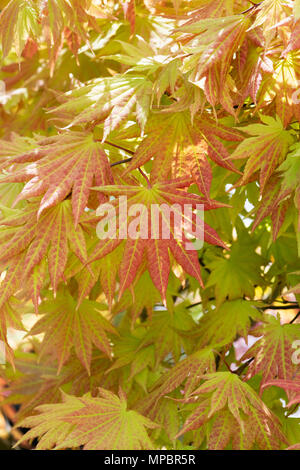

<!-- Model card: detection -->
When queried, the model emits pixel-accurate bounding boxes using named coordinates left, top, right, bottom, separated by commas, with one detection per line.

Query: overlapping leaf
left=124, top=111, right=243, bottom=195
left=51, top=75, right=153, bottom=139
left=242, top=315, right=300, bottom=386
left=0, top=199, right=88, bottom=296
left=231, top=115, right=294, bottom=193
left=176, top=372, right=287, bottom=450
left=192, top=300, right=262, bottom=348
left=28, top=289, right=116, bottom=374
left=90, top=179, right=227, bottom=301
left=17, top=389, right=159, bottom=450
left=0, top=131, right=114, bottom=225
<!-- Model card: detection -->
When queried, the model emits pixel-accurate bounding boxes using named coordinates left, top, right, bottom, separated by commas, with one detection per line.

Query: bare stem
left=138, top=167, right=151, bottom=188
left=110, top=157, right=133, bottom=167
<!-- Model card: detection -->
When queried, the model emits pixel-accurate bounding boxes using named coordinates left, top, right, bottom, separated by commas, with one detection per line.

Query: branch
left=93, top=138, right=135, bottom=156
left=110, top=157, right=133, bottom=167
left=261, top=304, right=300, bottom=310
left=290, top=311, right=300, bottom=324
left=241, top=1, right=262, bottom=14
left=233, top=357, right=254, bottom=376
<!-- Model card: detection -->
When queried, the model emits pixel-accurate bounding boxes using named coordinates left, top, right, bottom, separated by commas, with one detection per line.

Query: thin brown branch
left=110, top=157, right=133, bottom=167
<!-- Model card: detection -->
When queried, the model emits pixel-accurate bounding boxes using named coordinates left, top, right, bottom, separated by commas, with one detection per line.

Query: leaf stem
left=110, top=157, right=133, bottom=167
left=138, top=167, right=151, bottom=188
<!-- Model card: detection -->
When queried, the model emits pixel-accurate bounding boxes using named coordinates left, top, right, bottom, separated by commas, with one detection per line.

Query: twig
left=93, top=138, right=135, bottom=156
left=233, top=357, right=254, bottom=376
left=261, top=304, right=300, bottom=310
left=138, top=167, right=151, bottom=188
left=213, top=349, right=232, bottom=373
left=110, top=157, right=133, bottom=167
left=290, top=311, right=300, bottom=324
left=241, top=1, right=262, bottom=15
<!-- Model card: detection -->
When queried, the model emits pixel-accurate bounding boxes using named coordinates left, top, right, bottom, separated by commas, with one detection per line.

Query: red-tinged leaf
left=262, top=378, right=300, bottom=406
left=48, top=203, right=68, bottom=292
left=90, top=179, right=226, bottom=299
left=242, top=315, right=300, bottom=386
left=271, top=199, right=290, bottom=240
left=249, top=0, right=292, bottom=36
left=207, top=409, right=285, bottom=450
left=29, top=290, right=116, bottom=374
left=231, top=115, right=294, bottom=193
left=252, top=176, right=283, bottom=232
left=98, top=247, right=123, bottom=308
left=124, top=112, right=241, bottom=190
left=0, top=133, right=41, bottom=171
left=119, top=238, right=146, bottom=299
left=146, top=348, right=216, bottom=403
left=30, top=259, right=47, bottom=314
left=0, top=0, right=39, bottom=58
left=75, top=260, right=101, bottom=307
left=146, top=239, right=170, bottom=303
left=284, top=19, right=300, bottom=55
left=3, top=131, right=114, bottom=225
left=0, top=299, right=24, bottom=366
left=17, top=389, right=159, bottom=450
left=176, top=372, right=287, bottom=449
left=169, top=237, right=203, bottom=287
left=0, top=200, right=88, bottom=290
left=178, top=15, right=250, bottom=84
left=23, top=209, right=57, bottom=277
left=50, top=76, right=152, bottom=137
left=0, top=254, right=25, bottom=308
left=122, top=0, right=135, bottom=35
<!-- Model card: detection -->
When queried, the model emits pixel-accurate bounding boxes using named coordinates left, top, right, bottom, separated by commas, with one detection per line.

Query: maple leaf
left=192, top=300, right=262, bottom=349
left=233, top=38, right=274, bottom=107
left=1, top=350, right=87, bottom=419
left=90, top=179, right=227, bottom=301
left=249, top=0, right=292, bottom=38
left=124, top=111, right=243, bottom=194
left=252, top=175, right=291, bottom=240
left=0, top=199, right=89, bottom=296
left=269, top=52, right=300, bottom=127
left=0, top=132, right=40, bottom=171
left=206, top=408, right=286, bottom=450
left=17, top=389, right=159, bottom=450
left=176, top=372, right=287, bottom=450
left=62, top=236, right=123, bottom=310
left=1, top=130, right=114, bottom=226
left=205, top=230, right=265, bottom=306
left=112, top=270, right=164, bottom=322
left=242, top=315, right=300, bottom=386
left=251, top=127, right=300, bottom=240
left=50, top=75, right=153, bottom=139
left=103, top=325, right=156, bottom=392
left=177, top=15, right=250, bottom=84
left=28, top=289, right=117, bottom=374
left=4, top=351, right=112, bottom=421
left=262, top=378, right=300, bottom=407
left=0, top=0, right=39, bottom=58
left=141, top=303, right=197, bottom=365
left=119, top=349, right=215, bottom=442
left=277, top=143, right=300, bottom=231
left=147, top=347, right=216, bottom=403
left=231, top=115, right=294, bottom=193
